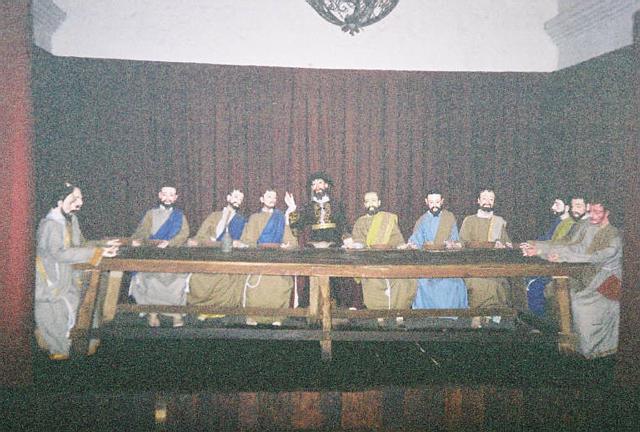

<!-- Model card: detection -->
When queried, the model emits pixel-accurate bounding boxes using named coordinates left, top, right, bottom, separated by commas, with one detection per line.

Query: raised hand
left=284, top=192, right=296, bottom=212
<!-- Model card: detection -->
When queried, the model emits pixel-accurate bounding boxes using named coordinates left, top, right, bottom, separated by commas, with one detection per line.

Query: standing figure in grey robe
left=236, top=189, right=297, bottom=326
left=187, top=189, right=247, bottom=319
left=344, top=192, right=416, bottom=314
left=459, top=188, right=512, bottom=328
left=129, top=185, right=190, bottom=327
left=525, top=200, right=621, bottom=359
left=35, top=183, right=118, bottom=359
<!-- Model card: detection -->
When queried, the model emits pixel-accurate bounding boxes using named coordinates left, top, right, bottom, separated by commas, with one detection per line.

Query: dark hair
left=425, top=190, right=443, bottom=198
left=567, top=193, right=587, bottom=208
left=50, top=182, right=76, bottom=207
left=477, top=187, right=495, bottom=197
left=307, top=171, right=333, bottom=189
left=588, top=196, right=609, bottom=212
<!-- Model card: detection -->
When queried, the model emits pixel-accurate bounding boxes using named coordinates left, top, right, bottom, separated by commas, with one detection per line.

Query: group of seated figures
left=34, top=173, right=621, bottom=361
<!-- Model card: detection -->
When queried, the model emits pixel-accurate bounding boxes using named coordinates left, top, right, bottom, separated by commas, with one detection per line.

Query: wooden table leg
left=70, top=269, right=101, bottom=357
left=308, top=276, right=320, bottom=325
left=319, top=276, right=332, bottom=361
left=553, top=276, right=577, bottom=354
left=103, top=271, right=123, bottom=322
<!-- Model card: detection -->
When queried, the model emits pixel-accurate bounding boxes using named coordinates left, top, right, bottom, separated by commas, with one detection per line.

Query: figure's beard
left=551, top=209, right=565, bottom=217
left=229, top=202, right=241, bottom=210
left=367, top=206, right=379, bottom=215
left=478, top=205, right=493, bottom=213
left=429, top=207, right=442, bottom=216
left=313, top=189, right=328, bottom=200
left=61, top=208, right=74, bottom=222
left=159, top=201, right=174, bottom=209
left=570, top=211, right=585, bottom=222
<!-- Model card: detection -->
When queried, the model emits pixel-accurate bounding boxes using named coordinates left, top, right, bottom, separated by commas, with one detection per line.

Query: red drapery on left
left=0, top=0, right=34, bottom=386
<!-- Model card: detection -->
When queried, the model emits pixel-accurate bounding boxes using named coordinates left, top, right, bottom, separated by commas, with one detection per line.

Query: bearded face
left=550, top=199, right=566, bottom=217
left=158, top=187, right=178, bottom=209
left=311, top=179, right=329, bottom=199
left=426, top=194, right=443, bottom=216
left=260, top=190, right=277, bottom=209
left=570, top=198, right=586, bottom=221
left=227, top=190, right=244, bottom=210
left=477, top=191, right=495, bottom=213
left=61, top=187, right=83, bottom=218
left=363, top=192, right=381, bottom=215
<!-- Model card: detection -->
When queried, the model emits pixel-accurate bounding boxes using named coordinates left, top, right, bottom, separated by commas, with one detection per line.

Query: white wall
left=38, top=0, right=559, bottom=72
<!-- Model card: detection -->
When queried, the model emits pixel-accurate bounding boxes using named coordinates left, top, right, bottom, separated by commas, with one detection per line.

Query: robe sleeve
left=548, top=233, right=621, bottom=264
left=408, top=215, right=426, bottom=246
left=131, top=211, right=153, bottom=240
left=40, top=220, right=99, bottom=265
left=194, top=212, right=219, bottom=241
left=351, top=217, right=368, bottom=244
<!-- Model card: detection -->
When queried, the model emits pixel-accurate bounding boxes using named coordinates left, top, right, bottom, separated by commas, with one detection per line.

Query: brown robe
left=351, top=212, right=417, bottom=310
left=240, top=210, right=298, bottom=323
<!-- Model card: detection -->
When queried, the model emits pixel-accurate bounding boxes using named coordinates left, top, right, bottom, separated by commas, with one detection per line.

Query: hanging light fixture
left=306, top=0, right=400, bottom=36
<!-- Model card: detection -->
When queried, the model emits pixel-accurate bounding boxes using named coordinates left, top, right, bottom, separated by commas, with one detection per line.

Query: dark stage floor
left=2, top=316, right=637, bottom=431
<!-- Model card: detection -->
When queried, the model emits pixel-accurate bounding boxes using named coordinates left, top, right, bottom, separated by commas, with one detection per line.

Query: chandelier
left=306, top=0, right=400, bottom=36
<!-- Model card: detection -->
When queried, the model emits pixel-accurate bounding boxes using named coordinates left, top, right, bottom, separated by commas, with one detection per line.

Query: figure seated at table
left=128, top=184, right=189, bottom=328
left=343, top=192, right=416, bottom=323
left=187, top=189, right=247, bottom=320
left=235, top=189, right=297, bottom=326
left=400, top=190, right=468, bottom=312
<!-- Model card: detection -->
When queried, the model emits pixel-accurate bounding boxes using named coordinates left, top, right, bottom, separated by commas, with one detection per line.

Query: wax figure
left=285, top=172, right=358, bottom=308
left=520, top=194, right=588, bottom=318
left=237, top=189, right=297, bottom=325
left=344, top=192, right=416, bottom=312
left=520, top=197, right=574, bottom=316
left=459, top=188, right=512, bottom=327
left=35, top=183, right=119, bottom=359
left=403, top=191, right=468, bottom=309
left=523, top=199, right=621, bottom=359
left=129, top=185, right=190, bottom=327
left=187, top=189, right=247, bottom=319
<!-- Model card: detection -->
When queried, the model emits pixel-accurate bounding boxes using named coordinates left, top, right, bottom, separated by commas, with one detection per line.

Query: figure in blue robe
left=409, top=210, right=468, bottom=309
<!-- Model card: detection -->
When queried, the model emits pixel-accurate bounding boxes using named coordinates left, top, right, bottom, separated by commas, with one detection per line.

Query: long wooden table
left=73, top=247, right=587, bottom=360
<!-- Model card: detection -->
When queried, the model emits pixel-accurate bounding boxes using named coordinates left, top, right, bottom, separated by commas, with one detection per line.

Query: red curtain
left=0, top=0, right=34, bottom=386
left=32, top=54, right=556, bottom=243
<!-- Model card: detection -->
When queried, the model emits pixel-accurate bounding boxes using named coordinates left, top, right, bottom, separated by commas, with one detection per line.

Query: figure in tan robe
left=525, top=201, right=621, bottom=359
left=187, top=189, right=246, bottom=317
left=345, top=192, right=416, bottom=310
left=237, top=189, right=297, bottom=325
left=459, top=189, right=512, bottom=327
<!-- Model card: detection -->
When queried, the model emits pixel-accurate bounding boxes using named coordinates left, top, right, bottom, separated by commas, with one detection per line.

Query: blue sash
left=150, top=208, right=184, bottom=240
left=216, top=213, right=246, bottom=241
left=258, top=210, right=285, bottom=244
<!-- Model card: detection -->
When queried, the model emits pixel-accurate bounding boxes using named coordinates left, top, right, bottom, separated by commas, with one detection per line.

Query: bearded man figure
left=187, top=189, right=247, bottom=319
left=344, top=192, right=416, bottom=314
left=404, top=191, right=468, bottom=310
left=129, top=184, right=190, bottom=328
left=35, top=182, right=119, bottom=359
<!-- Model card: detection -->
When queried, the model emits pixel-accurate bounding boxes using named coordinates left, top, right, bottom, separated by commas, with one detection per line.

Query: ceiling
left=32, top=0, right=640, bottom=72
